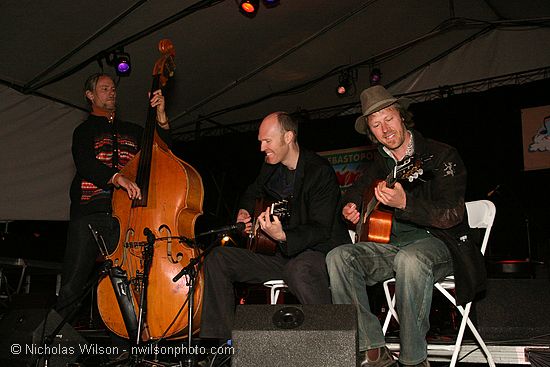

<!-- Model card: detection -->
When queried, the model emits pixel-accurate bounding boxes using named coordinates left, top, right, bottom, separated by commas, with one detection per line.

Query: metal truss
left=175, top=67, right=550, bottom=142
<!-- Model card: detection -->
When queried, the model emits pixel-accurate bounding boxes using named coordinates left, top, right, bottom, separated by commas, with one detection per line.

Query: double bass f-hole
left=159, top=224, right=183, bottom=263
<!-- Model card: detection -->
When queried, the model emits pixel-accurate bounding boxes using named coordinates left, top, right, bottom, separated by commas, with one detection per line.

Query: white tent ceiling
left=1, top=0, right=550, bottom=220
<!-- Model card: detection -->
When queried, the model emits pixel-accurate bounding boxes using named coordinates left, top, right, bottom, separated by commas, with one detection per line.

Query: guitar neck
left=385, top=165, right=398, bottom=189
left=363, top=167, right=396, bottom=217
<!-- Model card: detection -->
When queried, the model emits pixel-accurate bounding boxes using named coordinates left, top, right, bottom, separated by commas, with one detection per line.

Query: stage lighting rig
left=239, top=0, right=260, bottom=17
left=238, top=0, right=280, bottom=18
left=262, top=0, right=280, bottom=8
left=336, top=69, right=357, bottom=97
left=369, top=68, right=382, bottom=86
left=106, top=49, right=132, bottom=77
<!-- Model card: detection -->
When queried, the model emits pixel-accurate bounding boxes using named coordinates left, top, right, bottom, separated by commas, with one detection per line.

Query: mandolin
left=247, top=198, right=290, bottom=255
left=358, top=154, right=430, bottom=243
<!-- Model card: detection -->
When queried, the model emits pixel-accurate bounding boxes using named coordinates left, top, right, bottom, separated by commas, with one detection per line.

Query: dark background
left=2, top=78, right=549, bottom=275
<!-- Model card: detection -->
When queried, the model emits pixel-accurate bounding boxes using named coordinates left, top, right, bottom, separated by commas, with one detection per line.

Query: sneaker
left=360, top=346, right=398, bottom=367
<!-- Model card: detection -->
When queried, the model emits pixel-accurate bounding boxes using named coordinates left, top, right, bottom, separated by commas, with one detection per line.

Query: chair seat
left=436, top=275, right=455, bottom=289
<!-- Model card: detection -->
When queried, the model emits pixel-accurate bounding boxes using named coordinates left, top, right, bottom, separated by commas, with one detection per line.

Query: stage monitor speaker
left=231, top=304, right=357, bottom=367
left=476, top=278, right=550, bottom=340
left=0, top=307, right=86, bottom=367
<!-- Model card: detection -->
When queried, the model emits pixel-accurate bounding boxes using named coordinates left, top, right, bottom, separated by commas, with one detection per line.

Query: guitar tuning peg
left=418, top=168, right=423, bottom=175
left=408, top=176, right=414, bottom=182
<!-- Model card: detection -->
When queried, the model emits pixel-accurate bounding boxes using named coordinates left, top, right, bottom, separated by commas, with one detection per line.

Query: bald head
left=258, top=111, right=299, bottom=168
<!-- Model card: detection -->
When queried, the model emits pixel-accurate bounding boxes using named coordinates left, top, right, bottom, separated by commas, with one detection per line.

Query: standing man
left=326, top=86, right=486, bottom=367
left=199, top=111, right=350, bottom=342
left=56, top=73, right=170, bottom=319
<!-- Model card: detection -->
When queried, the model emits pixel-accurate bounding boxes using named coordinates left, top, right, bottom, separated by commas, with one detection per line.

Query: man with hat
left=326, top=85, right=486, bottom=367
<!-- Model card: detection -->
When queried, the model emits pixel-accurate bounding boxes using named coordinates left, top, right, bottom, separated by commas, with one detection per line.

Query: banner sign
left=521, top=105, right=550, bottom=171
left=318, top=145, right=377, bottom=192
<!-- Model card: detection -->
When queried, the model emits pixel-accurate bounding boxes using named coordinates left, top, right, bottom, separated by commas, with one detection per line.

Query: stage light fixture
left=336, top=77, right=351, bottom=96
left=336, top=69, right=357, bottom=97
left=109, top=50, right=132, bottom=77
left=239, top=0, right=260, bottom=17
left=262, top=0, right=280, bottom=8
left=369, top=68, right=382, bottom=86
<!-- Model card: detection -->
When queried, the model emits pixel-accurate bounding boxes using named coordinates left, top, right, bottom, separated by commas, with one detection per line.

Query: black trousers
left=199, top=246, right=332, bottom=340
left=55, top=212, right=119, bottom=319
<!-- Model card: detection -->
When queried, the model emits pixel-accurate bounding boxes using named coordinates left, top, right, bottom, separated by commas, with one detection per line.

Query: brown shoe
left=360, top=346, right=398, bottom=367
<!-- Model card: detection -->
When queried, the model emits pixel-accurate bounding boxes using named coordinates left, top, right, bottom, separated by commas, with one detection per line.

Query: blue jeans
left=326, top=237, right=453, bottom=365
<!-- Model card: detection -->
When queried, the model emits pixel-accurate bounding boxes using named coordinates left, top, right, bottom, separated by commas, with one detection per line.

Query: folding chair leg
left=382, top=280, right=399, bottom=335
left=450, top=302, right=496, bottom=367
left=382, top=305, right=393, bottom=334
left=466, top=317, right=496, bottom=367
left=264, top=280, right=288, bottom=305
left=272, top=288, right=280, bottom=304
left=449, top=303, right=469, bottom=367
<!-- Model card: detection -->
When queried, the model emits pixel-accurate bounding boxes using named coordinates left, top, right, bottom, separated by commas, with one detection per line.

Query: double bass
left=96, top=39, right=204, bottom=341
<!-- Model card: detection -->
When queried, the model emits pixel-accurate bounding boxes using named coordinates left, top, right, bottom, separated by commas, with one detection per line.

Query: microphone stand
left=136, top=227, right=155, bottom=346
left=173, top=233, right=226, bottom=367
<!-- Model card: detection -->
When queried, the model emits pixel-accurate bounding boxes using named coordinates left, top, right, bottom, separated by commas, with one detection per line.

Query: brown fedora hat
left=355, top=85, right=409, bottom=134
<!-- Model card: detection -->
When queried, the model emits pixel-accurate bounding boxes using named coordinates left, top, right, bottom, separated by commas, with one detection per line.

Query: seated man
left=326, top=86, right=486, bottom=367
left=199, top=111, right=350, bottom=342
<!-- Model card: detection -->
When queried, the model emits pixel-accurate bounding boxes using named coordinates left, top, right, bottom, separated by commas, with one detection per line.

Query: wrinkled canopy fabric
left=1, top=21, right=550, bottom=220
left=0, top=84, right=85, bottom=220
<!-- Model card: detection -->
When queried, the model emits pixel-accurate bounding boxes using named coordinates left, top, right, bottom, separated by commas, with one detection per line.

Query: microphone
left=196, top=222, right=245, bottom=238
left=487, top=184, right=500, bottom=197
left=172, top=223, right=246, bottom=283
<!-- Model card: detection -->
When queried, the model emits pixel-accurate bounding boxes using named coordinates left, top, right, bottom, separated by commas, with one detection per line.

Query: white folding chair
left=381, top=199, right=496, bottom=367
left=263, top=279, right=288, bottom=304
left=263, top=229, right=357, bottom=304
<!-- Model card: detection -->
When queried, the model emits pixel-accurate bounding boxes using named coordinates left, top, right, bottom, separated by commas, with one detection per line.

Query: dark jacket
left=344, top=130, right=486, bottom=304
left=240, top=148, right=350, bottom=257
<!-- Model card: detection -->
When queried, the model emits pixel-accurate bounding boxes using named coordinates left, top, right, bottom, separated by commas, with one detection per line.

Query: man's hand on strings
left=257, top=207, right=286, bottom=242
left=112, top=173, right=142, bottom=200
left=374, top=181, right=406, bottom=209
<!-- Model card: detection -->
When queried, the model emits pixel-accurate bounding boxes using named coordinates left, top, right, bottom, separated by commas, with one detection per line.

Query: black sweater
left=69, top=114, right=170, bottom=219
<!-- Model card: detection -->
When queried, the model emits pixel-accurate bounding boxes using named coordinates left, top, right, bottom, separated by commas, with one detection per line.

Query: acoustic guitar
left=358, top=154, right=431, bottom=243
left=247, top=198, right=290, bottom=255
